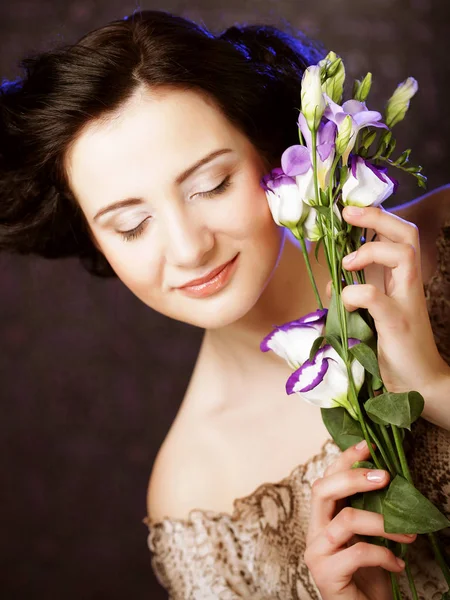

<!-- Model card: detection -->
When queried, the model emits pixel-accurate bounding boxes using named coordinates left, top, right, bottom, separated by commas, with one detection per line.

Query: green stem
left=378, top=424, right=401, bottom=475
left=392, top=425, right=412, bottom=484
left=389, top=572, right=402, bottom=599
left=405, top=559, right=419, bottom=600
left=428, top=533, right=450, bottom=587
left=366, top=422, right=393, bottom=473
left=297, top=233, right=323, bottom=309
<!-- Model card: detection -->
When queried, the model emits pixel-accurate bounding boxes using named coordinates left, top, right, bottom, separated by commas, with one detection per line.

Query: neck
left=204, top=232, right=330, bottom=368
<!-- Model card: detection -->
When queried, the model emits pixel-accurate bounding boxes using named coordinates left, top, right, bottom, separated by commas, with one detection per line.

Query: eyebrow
left=93, top=147, right=233, bottom=222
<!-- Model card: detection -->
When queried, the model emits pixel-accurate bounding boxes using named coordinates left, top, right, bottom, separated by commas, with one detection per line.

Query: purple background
left=1, top=1, right=449, bottom=598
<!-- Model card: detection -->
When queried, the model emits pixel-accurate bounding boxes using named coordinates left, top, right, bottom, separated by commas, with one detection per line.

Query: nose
left=162, top=205, right=215, bottom=268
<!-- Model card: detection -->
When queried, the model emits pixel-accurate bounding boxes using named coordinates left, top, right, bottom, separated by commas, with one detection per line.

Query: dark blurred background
left=0, top=0, right=448, bottom=598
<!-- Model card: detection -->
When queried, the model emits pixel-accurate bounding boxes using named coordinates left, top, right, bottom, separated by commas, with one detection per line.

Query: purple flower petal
left=317, top=121, right=337, bottom=162
left=298, top=308, right=328, bottom=325
left=353, top=111, right=387, bottom=129
left=348, top=338, right=362, bottom=349
left=286, top=349, right=329, bottom=394
left=298, top=113, right=312, bottom=149
left=281, top=145, right=312, bottom=177
left=342, top=99, right=367, bottom=116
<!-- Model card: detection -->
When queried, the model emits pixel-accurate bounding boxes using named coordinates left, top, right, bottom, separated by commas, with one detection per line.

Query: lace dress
left=145, top=220, right=450, bottom=600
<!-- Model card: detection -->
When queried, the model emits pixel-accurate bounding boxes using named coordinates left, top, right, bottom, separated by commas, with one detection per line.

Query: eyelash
left=119, top=175, right=232, bottom=242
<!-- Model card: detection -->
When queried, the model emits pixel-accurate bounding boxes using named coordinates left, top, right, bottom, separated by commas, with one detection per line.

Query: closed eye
left=197, top=175, right=232, bottom=198
left=119, top=176, right=232, bottom=242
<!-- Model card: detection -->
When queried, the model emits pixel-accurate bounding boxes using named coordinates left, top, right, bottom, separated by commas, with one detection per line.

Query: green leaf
left=365, top=391, right=424, bottom=430
left=314, top=236, right=323, bottom=262
left=341, top=410, right=364, bottom=437
left=325, top=287, right=341, bottom=338
left=321, top=406, right=364, bottom=450
left=348, top=342, right=381, bottom=379
left=309, top=335, right=324, bottom=362
left=324, top=333, right=344, bottom=360
left=314, top=204, right=331, bottom=217
left=372, top=374, right=383, bottom=390
left=350, top=493, right=365, bottom=510
left=347, top=310, right=374, bottom=344
left=351, top=461, right=375, bottom=470
left=383, top=475, right=450, bottom=534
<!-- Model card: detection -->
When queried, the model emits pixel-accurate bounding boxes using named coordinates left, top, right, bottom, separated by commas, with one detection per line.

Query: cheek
left=233, top=173, right=280, bottom=247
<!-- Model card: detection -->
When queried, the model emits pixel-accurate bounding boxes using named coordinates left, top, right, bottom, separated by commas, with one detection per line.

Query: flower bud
left=353, top=72, right=372, bottom=102
left=385, top=77, right=418, bottom=128
left=335, top=115, right=353, bottom=156
left=320, top=51, right=345, bottom=104
left=301, top=65, right=326, bottom=131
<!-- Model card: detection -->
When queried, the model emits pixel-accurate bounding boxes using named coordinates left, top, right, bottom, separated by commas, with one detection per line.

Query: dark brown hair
left=0, top=10, right=325, bottom=277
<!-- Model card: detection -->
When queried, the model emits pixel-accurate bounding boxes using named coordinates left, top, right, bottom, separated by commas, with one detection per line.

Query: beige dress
left=145, top=220, right=450, bottom=600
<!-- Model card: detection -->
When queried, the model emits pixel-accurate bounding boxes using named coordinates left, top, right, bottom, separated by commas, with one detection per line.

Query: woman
left=1, top=9, right=449, bottom=599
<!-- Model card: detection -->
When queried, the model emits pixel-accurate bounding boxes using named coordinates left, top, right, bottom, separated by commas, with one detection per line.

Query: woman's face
left=66, top=86, right=283, bottom=328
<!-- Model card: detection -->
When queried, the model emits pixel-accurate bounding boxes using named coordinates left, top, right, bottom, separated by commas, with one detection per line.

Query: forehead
left=65, top=86, right=242, bottom=215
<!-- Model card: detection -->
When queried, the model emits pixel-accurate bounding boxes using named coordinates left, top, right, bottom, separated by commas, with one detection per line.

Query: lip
left=177, top=255, right=239, bottom=298
left=178, top=258, right=235, bottom=289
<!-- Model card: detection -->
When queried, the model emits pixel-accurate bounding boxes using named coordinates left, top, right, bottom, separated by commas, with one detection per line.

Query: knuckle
left=406, top=222, right=419, bottom=246
left=379, top=545, right=393, bottom=563
left=403, top=242, right=417, bottom=263
left=311, top=477, right=324, bottom=497
left=363, top=284, right=378, bottom=303
left=338, top=506, right=356, bottom=528
left=351, top=541, right=367, bottom=561
left=324, top=525, right=338, bottom=546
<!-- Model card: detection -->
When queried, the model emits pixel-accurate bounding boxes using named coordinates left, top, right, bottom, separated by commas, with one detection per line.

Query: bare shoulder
left=391, top=184, right=450, bottom=229
left=146, top=416, right=217, bottom=523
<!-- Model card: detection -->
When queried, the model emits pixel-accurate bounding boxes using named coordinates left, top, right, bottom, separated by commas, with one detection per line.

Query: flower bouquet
left=260, top=52, right=450, bottom=599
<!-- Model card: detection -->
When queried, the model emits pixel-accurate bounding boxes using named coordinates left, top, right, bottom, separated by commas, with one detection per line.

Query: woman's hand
left=338, top=205, right=450, bottom=429
left=305, top=440, right=416, bottom=599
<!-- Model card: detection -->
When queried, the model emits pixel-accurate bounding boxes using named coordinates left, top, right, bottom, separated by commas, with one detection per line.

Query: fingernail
left=346, top=206, right=365, bottom=216
left=343, top=251, right=357, bottom=264
left=404, top=533, right=416, bottom=538
left=397, top=558, right=405, bottom=568
left=355, top=440, right=367, bottom=451
left=366, top=470, right=387, bottom=482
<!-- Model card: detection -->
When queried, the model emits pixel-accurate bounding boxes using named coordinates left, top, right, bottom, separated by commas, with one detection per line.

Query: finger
left=308, top=464, right=389, bottom=542
left=327, top=541, right=406, bottom=577
left=342, top=241, right=421, bottom=293
left=340, top=283, right=405, bottom=326
left=311, top=507, right=416, bottom=556
left=323, top=440, right=372, bottom=478
left=342, top=205, right=420, bottom=250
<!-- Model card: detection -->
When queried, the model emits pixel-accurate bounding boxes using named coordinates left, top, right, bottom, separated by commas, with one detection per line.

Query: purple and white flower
left=261, top=168, right=309, bottom=228
left=342, top=155, right=398, bottom=207
left=324, top=96, right=388, bottom=165
left=261, top=309, right=328, bottom=369
left=282, top=116, right=337, bottom=199
left=286, top=339, right=364, bottom=418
